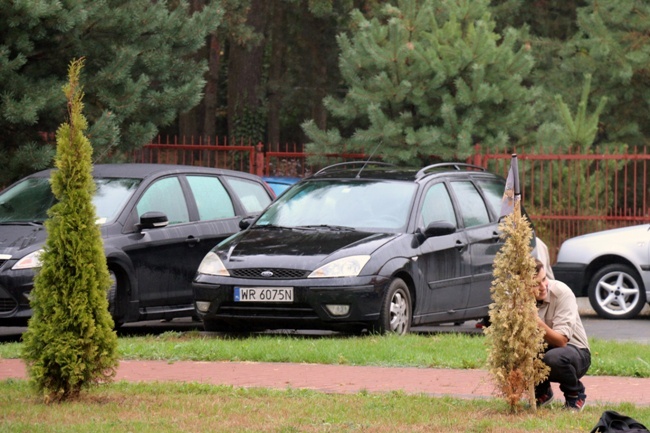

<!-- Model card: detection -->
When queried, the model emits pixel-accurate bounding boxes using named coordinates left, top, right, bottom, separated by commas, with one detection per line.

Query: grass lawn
left=2, top=331, right=648, bottom=377
left=2, top=331, right=649, bottom=432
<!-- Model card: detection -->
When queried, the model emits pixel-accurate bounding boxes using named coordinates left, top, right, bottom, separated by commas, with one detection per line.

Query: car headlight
left=12, top=250, right=43, bottom=270
left=308, top=255, right=371, bottom=278
left=197, top=251, right=230, bottom=276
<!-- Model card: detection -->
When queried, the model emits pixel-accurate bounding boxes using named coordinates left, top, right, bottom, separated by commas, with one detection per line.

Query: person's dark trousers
left=536, top=345, right=591, bottom=397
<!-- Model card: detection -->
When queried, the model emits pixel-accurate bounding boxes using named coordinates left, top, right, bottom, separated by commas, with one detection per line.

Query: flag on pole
left=500, top=154, right=521, bottom=219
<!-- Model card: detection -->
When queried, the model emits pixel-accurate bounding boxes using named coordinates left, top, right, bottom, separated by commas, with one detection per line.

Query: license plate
left=234, top=287, right=294, bottom=302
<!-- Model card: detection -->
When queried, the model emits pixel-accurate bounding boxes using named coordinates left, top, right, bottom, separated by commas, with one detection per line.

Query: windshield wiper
left=297, top=224, right=356, bottom=232
left=0, top=221, right=44, bottom=226
left=251, top=224, right=295, bottom=230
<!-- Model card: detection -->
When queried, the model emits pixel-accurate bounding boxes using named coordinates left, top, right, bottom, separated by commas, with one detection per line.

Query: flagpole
left=512, top=154, right=519, bottom=197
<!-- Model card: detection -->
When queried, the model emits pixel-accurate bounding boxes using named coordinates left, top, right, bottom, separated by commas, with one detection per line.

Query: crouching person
left=533, top=259, right=591, bottom=411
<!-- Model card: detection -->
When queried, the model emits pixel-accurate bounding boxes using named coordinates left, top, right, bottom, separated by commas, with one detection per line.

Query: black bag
left=591, top=410, right=649, bottom=433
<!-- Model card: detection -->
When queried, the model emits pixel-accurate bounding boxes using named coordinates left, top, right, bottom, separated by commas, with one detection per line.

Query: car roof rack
left=415, top=162, right=485, bottom=179
left=314, top=161, right=396, bottom=176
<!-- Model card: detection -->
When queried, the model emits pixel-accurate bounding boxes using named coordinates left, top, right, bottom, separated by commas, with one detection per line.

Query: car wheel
left=374, top=278, right=412, bottom=335
left=107, top=269, right=124, bottom=328
left=588, top=264, right=647, bottom=320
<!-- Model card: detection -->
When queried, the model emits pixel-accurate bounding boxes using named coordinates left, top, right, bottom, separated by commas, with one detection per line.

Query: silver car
left=553, top=225, right=650, bottom=319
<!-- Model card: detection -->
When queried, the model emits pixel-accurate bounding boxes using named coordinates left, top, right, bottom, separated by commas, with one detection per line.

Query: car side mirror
left=137, top=211, right=169, bottom=231
left=424, top=221, right=456, bottom=238
left=413, top=221, right=456, bottom=247
left=239, top=216, right=255, bottom=230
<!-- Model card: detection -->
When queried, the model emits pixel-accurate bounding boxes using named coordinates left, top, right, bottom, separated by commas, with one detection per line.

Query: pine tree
left=302, top=0, right=540, bottom=165
left=531, top=74, right=625, bottom=240
left=21, top=59, right=118, bottom=402
left=560, top=0, right=650, bottom=147
left=485, top=197, right=548, bottom=412
left=0, top=0, right=223, bottom=184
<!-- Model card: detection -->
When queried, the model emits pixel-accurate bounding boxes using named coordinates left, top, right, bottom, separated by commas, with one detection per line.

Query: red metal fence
left=470, top=147, right=650, bottom=263
left=130, top=137, right=650, bottom=263
left=131, top=136, right=258, bottom=172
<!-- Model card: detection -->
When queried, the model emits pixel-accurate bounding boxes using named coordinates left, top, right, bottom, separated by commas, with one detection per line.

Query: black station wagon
left=193, top=161, right=526, bottom=334
left=0, top=164, right=273, bottom=327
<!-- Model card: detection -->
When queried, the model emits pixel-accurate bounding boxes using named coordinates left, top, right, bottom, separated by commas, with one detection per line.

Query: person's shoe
left=564, top=393, right=587, bottom=411
left=475, top=317, right=491, bottom=329
left=535, top=388, right=554, bottom=407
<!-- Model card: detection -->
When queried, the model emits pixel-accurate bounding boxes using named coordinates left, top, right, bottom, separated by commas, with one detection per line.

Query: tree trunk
left=227, top=0, right=268, bottom=142
left=178, top=0, right=209, bottom=140
left=305, top=14, right=329, bottom=131
left=267, top=3, right=285, bottom=149
left=203, top=34, right=222, bottom=139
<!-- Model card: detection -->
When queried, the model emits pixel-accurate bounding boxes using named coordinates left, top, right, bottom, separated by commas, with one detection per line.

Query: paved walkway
left=2, top=358, right=649, bottom=406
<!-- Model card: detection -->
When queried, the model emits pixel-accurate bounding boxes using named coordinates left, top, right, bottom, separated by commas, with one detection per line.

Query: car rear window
left=224, top=177, right=272, bottom=214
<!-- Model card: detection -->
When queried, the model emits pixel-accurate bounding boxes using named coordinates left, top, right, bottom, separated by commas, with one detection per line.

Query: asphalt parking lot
left=1, top=299, right=649, bottom=343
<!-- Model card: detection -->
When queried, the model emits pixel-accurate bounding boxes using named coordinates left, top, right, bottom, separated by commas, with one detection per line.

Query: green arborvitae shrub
left=21, top=58, right=118, bottom=402
left=485, top=202, right=549, bottom=412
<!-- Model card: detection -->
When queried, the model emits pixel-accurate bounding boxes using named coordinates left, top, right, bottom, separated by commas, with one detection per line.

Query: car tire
left=588, top=263, right=647, bottom=320
left=373, top=278, right=412, bottom=335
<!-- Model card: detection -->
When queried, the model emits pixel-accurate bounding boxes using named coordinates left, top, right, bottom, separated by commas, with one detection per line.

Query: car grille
left=0, top=287, right=17, bottom=313
left=217, top=303, right=319, bottom=320
left=230, top=268, right=309, bottom=279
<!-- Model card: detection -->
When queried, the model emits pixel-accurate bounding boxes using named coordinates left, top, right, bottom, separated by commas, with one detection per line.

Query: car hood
left=557, top=224, right=650, bottom=263
left=219, top=227, right=397, bottom=270
left=0, top=223, right=47, bottom=257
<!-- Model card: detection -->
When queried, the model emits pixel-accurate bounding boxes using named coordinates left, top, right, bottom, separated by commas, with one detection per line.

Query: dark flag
left=500, top=154, right=521, bottom=219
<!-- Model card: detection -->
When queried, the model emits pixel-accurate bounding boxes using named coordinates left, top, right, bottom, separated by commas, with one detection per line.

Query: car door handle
left=455, top=240, right=467, bottom=251
left=186, top=236, right=200, bottom=246
left=492, top=232, right=501, bottom=242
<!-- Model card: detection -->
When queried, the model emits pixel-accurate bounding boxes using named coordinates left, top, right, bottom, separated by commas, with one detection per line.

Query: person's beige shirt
left=538, top=279, right=590, bottom=351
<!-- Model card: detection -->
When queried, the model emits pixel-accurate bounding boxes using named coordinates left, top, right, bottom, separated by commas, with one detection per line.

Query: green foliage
left=563, top=0, right=650, bottom=147
left=529, top=74, right=626, bottom=239
left=232, top=105, right=267, bottom=144
left=491, top=0, right=582, bottom=40
left=302, top=0, right=540, bottom=165
left=554, top=74, right=607, bottom=150
left=486, top=203, right=548, bottom=412
left=0, top=0, right=223, bottom=183
left=20, top=59, right=118, bottom=402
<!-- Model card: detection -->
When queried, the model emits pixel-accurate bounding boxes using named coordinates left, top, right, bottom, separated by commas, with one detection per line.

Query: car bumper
left=551, top=262, right=587, bottom=297
left=193, top=274, right=391, bottom=330
left=0, top=268, right=35, bottom=325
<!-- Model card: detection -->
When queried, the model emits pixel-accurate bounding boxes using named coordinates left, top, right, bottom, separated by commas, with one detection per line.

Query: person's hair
left=534, top=258, right=544, bottom=275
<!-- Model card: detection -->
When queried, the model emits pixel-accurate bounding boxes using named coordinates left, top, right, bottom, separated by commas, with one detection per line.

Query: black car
left=193, top=161, right=521, bottom=334
left=0, top=164, right=274, bottom=326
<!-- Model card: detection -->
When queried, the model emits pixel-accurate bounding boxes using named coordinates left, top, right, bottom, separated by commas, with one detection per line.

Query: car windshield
left=0, top=176, right=141, bottom=224
left=254, top=179, right=417, bottom=232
